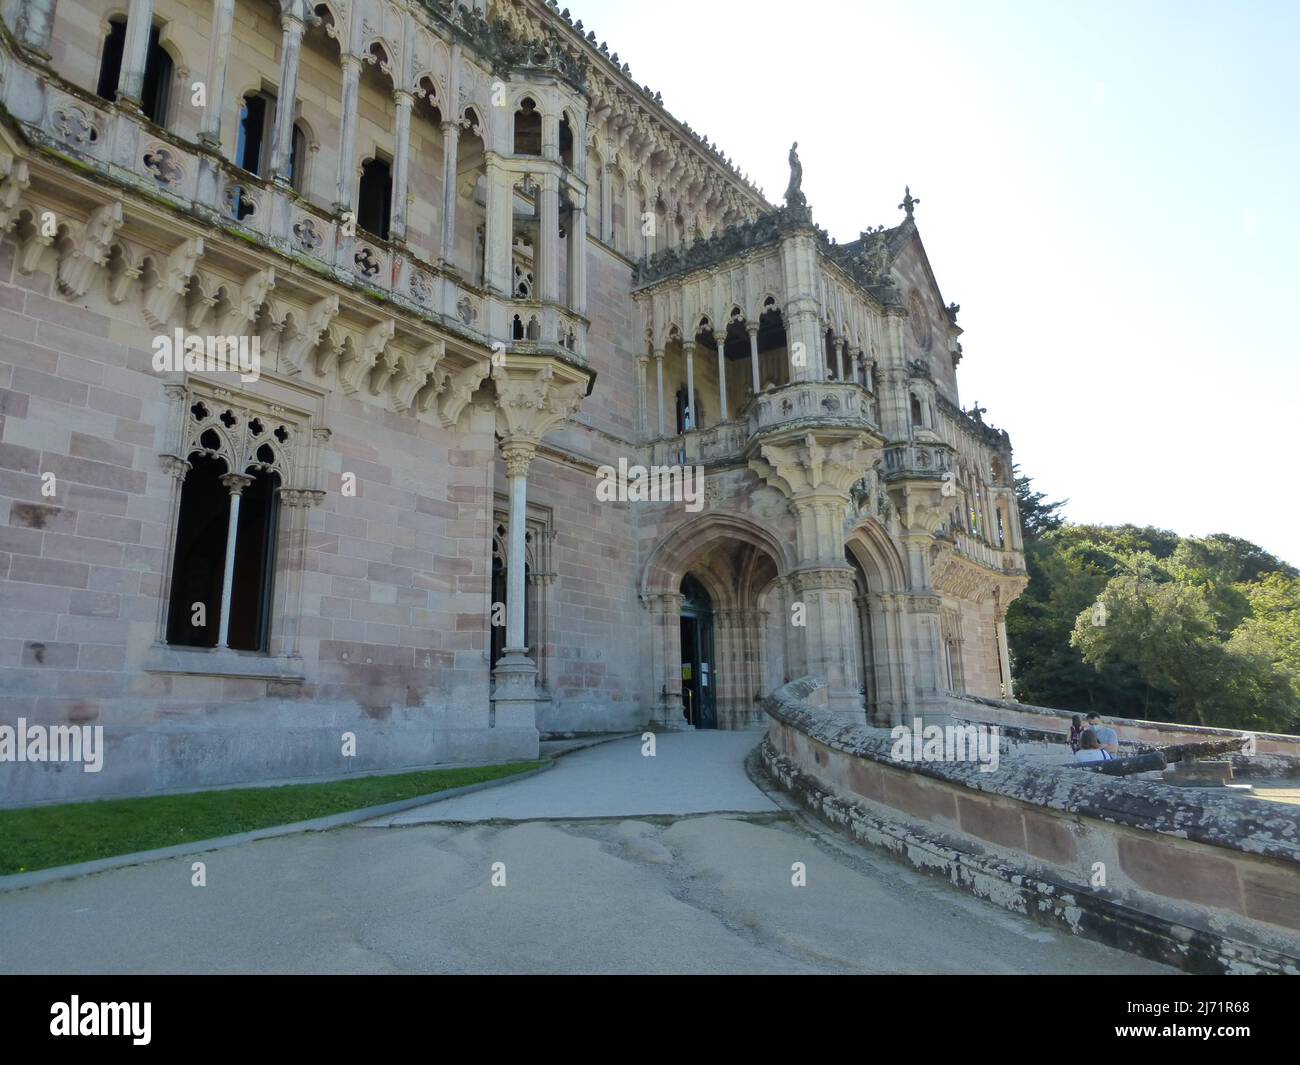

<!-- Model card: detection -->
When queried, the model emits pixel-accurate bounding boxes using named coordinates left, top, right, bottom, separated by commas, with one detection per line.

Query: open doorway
left=679, top=575, right=717, bottom=729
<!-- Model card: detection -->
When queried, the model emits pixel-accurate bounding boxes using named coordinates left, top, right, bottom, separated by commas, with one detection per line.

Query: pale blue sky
left=577, top=0, right=1300, bottom=565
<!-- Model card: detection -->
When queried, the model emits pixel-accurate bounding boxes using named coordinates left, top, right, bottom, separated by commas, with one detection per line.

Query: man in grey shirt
left=1085, top=713, right=1120, bottom=755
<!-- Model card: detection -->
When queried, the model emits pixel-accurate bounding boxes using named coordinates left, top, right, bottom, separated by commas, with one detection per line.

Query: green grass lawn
left=0, top=761, right=544, bottom=875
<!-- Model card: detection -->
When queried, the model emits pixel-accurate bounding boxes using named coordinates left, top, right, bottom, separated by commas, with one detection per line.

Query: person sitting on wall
left=1068, top=714, right=1085, bottom=753
left=1073, top=730, right=1112, bottom=764
left=1085, top=712, right=1120, bottom=755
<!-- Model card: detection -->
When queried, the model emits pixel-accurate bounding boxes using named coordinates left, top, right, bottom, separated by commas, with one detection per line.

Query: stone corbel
left=13, top=207, right=54, bottom=276
left=143, top=238, right=205, bottom=329
left=437, top=359, right=492, bottom=429
left=231, top=267, right=277, bottom=330
left=338, top=318, right=395, bottom=394
left=491, top=354, right=589, bottom=442
left=55, top=202, right=124, bottom=299
left=0, top=156, right=30, bottom=232
left=750, top=432, right=868, bottom=498
left=107, top=244, right=142, bottom=305
left=390, top=340, right=444, bottom=412
left=280, top=293, right=340, bottom=375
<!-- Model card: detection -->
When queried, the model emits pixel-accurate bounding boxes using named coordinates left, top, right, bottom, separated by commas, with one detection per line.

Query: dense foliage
left=1005, top=473, right=1299, bottom=732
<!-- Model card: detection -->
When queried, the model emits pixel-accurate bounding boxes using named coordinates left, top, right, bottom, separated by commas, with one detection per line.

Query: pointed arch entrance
left=641, top=514, right=793, bottom=730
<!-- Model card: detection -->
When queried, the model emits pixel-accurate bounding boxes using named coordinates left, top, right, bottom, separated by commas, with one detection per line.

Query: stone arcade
left=0, top=0, right=1027, bottom=803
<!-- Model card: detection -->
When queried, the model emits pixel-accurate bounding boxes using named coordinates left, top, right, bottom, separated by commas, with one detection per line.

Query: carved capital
left=500, top=439, right=537, bottom=479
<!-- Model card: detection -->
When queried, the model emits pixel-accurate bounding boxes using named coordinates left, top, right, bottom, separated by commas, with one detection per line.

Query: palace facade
left=0, top=0, right=1027, bottom=803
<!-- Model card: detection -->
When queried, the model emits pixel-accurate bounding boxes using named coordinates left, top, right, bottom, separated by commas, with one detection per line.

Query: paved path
left=0, top=732, right=1175, bottom=974
left=369, top=730, right=778, bottom=825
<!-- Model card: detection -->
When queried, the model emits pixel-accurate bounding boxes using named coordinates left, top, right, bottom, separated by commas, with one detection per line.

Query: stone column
left=491, top=440, right=541, bottom=734
left=491, top=354, right=589, bottom=745
left=600, top=164, right=613, bottom=244
left=13, top=0, right=57, bottom=54
left=996, top=612, right=1014, bottom=700
left=483, top=155, right=513, bottom=297
left=199, top=0, right=236, bottom=148
left=539, top=171, right=561, bottom=303
left=833, top=337, right=846, bottom=381
left=791, top=564, right=863, bottom=720
left=116, top=0, right=157, bottom=109
left=683, top=340, right=696, bottom=430
left=390, top=89, right=414, bottom=241
left=747, top=322, right=761, bottom=397
left=155, top=455, right=190, bottom=641
left=654, top=349, right=666, bottom=437
left=567, top=194, right=587, bottom=315
left=439, top=121, right=461, bottom=265
left=216, top=472, right=253, bottom=649
left=715, top=334, right=728, bottom=422
left=333, top=53, right=362, bottom=210
left=268, top=9, right=306, bottom=185
left=635, top=353, right=649, bottom=437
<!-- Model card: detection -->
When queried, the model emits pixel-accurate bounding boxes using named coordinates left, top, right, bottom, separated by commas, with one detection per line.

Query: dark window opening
left=489, top=553, right=531, bottom=670
left=357, top=157, right=392, bottom=240
left=227, top=469, right=280, bottom=652
left=513, top=97, right=541, bottom=155
left=166, top=455, right=228, bottom=648
left=166, top=457, right=280, bottom=652
left=290, top=122, right=307, bottom=193
left=140, top=25, right=173, bottom=126
left=96, top=18, right=127, bottom=102
left=559, top=114, right=574, bottom=168
left=236, top=93, right=270, bottom=175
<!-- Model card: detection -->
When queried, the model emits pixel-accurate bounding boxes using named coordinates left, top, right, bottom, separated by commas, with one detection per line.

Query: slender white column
left=833, top=337, right=845, bottom=381
left=117, top=0, right=157, bottom=108
left=539, top=172, right=560, bottom=303
left=483, top=155, right=513, bottom=296
left=501, top=444, right=533, bottom=654
left=14, top=0, right=58, bottom=53
left=600, top=165, right=613, bottom=244
left=200, top=0, right=237, bottom=148
left=390, top=89, right=414, bottom=240
left=334, top=54, right=361, bottom=209
left=684, top=340, right=696, bottom=431
left=268, top=11, right=306, bottom=184
left=747, top=323, right=760, bottom=396
left=654, top=349, right=666, bottom=437
left=715, top=335, right=728, bottom=421
left=568, top=197, right=587, bottom=315
left=217, top=473, right=252, bottom=649
left=439, top=121, right=461, bottom=263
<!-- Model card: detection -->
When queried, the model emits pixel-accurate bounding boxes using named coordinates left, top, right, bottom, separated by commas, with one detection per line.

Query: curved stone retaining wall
left=944, top=693, right=1300, bottom=775
left=762, top=678, right=1300, bottom=974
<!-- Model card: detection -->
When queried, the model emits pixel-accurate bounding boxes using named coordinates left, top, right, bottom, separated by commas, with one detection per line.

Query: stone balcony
left=28, top=82, right=586, bottom=361
left=647, top=380, right=882, bottom=468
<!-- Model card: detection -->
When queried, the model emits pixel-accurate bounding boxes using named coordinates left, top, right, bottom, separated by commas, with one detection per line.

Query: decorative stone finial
left=898, top=185, right=920, bottom=219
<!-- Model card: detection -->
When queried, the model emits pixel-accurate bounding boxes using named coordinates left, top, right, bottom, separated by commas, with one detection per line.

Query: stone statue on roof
left=785, top=142, right=806, bottom=207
